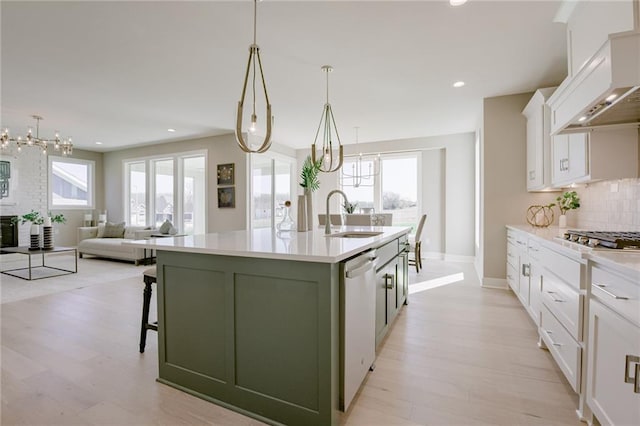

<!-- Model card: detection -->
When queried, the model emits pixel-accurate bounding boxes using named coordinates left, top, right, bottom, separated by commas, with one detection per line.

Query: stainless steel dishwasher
left=341, top=249, right=377, bottom=411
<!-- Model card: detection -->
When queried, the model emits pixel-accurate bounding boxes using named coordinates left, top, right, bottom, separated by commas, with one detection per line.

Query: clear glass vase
left=277, top=206, right=295, bottom=231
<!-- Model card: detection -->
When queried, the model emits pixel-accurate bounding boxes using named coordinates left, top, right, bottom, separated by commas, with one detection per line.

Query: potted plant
left=343, top=201, right=358, bottom=214
left=556, top=190, right=580, bottom=228
left=299, top=155, right=322, bottom=230
left=12, top=210, right=44, bottom=250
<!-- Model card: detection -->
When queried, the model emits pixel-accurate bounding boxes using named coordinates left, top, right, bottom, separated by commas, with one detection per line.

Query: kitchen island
left=126, top=225, right=410, bottom=425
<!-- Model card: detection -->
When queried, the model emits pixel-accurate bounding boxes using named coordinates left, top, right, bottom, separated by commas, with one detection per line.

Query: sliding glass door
left=250, top=153, right=295, bottom=230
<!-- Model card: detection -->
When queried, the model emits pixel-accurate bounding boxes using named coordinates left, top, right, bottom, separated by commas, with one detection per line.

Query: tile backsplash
left=572, top=178, right=640, bottom=231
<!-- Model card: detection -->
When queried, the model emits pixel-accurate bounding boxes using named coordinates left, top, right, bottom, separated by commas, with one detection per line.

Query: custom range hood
left=548, top=30, right=640, bottom=135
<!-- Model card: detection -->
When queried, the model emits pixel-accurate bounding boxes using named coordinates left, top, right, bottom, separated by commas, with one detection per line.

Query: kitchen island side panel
left=156, top=250, right=340, bottom=426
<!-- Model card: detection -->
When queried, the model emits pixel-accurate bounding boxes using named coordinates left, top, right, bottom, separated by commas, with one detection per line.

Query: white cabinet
left=587, top=264, right=640, bottom=426
left=522, top=87, right=557, bottom=191
left=551, top=127, right=639, bottom=187
left=506, top=228, right=543, bottom=326
left=552, top=132, right=588, bottom=186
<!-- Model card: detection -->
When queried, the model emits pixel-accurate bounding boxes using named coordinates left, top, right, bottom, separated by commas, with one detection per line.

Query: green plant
left=556, top=191, right=580, bottom=215
left=49, top=212, right=66, bottom=224
left=343, top=201, right=358, bottom=214
left=299, top=155, right=322, bottom=193
left=12, top=210, right=44, bottom=225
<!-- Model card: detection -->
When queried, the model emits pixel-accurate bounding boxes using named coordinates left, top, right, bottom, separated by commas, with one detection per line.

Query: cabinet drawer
left=540, top=305, right=581, bottom=393
left=541, top=246, right=583, bottom=290
left=592, top=265, right=640, bottom=328
left=528, top=239, right=542, bottom=262
left=506, top=242, right=518, bottom=269
left=376, top=239, right=398, bottom=271
left=542, top=270, right=584, bottom=341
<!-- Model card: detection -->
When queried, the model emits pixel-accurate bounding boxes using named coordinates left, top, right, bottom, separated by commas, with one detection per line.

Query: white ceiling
left=1, top=0, right=567, bottom=152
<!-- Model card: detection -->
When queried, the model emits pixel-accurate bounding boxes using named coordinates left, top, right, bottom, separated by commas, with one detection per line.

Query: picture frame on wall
left=218, top=187, right=235, bottom=208
left=217, top=163, right=234, bottom=186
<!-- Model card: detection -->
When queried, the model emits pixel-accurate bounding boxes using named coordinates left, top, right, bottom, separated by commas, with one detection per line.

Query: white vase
left=29, top=224, right=40, bottom=250
left=558, top=214, right=567, bottom=228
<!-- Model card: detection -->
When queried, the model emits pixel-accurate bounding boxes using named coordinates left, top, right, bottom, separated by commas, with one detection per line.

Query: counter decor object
left=276, top=201, right=294, bottom=232
left=556, top=190, right=580, bottom=229
left=297, top=195, right=307, bottom=231
left=29, top=224, right=40, bottom=250
left=300, top=155, right=321, bottom=230
left=526, top=204, right=554, bottom=228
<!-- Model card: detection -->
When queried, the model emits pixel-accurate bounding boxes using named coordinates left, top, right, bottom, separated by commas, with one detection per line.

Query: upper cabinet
left=522, top=88, right=558, bottom=191
left=565, top=0, right=636, bottom=77
left=551, top=127, right=640, bottom=187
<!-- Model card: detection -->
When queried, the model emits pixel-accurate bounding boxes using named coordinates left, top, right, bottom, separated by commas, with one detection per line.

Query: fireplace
left=1, top=216, right=19, bottom=248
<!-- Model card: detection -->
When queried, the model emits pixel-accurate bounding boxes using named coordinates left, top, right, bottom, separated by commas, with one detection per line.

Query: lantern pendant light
left=235, top=0, right=272, bottom=153
left=311, top=65, right=343, bottom=173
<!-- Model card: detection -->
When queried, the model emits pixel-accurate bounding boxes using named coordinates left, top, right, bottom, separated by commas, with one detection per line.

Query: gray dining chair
left=408, top=214, right=427, bottom=272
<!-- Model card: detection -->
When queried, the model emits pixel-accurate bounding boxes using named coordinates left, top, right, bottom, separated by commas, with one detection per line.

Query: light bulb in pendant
left=249, top=114, right=257, bottom=134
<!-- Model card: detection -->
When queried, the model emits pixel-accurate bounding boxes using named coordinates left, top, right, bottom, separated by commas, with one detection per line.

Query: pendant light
left=235, top=0, right=272, bottom=154
left=341, top=127, right=379, bottom=188
left=311, top=65, right=343, bottom=173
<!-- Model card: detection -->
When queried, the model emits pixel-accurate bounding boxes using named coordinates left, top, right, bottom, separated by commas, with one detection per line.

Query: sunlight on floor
left=408, top=272, right=465, bottom=294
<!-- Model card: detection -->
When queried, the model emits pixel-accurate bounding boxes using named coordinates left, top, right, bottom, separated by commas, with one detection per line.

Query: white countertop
left=507, top=225, right=640, bottom=279
left=124, top=226, right=411, bottom=263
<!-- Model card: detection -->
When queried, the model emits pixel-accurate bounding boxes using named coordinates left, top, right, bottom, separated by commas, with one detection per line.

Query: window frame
left=48, top=155, right=95, bottom=210
left=123, top=150, right=207, bottom=233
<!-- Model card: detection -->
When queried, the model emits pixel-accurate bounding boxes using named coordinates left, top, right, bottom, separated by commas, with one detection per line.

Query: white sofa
left=77, top=225, right=155, bottom=265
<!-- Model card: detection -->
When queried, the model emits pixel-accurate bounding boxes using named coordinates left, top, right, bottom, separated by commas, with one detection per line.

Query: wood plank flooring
left=1, top=259, right=583, bottom=425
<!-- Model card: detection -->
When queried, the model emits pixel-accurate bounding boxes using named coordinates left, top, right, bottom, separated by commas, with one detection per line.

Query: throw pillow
left=159, top=219, right=175, bottom=235
left=102, top=221, right=126, bottom=238
left=96, top=223, right=106, bottom=238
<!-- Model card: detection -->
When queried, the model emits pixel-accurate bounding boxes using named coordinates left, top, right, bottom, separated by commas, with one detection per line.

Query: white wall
left=296, top=132, right=476, bottom=258
left=481, top=92, right=560, bottom=287
left=1, top=147, right=104, bottom=247
left=103, top=134, right=249, bottom=233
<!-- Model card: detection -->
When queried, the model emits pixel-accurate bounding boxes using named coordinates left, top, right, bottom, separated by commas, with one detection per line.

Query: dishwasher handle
left=345, top=259, right=376, bottom=278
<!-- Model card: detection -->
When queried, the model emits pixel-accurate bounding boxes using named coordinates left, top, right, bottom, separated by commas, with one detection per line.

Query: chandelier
left=235, top=0, right=272, bottom=154
left=311, top=65, right=343, bottom=173
left=1, top=115, right=73, bottom=156
left=340, top=127, right=379, bottom=188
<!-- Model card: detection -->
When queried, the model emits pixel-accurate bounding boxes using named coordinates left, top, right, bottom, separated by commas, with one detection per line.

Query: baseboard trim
left=481, top=277, right=509, bottom=289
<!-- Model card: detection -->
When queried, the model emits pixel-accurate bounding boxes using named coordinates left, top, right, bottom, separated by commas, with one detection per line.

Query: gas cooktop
left=562, top=230, right=640, bottom=250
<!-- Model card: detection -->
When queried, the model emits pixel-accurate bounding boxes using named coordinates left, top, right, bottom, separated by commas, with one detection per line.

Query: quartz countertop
left=124, top=226, right=411, bottom=263
left=507, top=225, right=640, bottom=279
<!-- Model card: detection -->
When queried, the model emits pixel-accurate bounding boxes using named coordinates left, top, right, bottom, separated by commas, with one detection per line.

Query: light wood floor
left=1, top=259, right=583, bottom=425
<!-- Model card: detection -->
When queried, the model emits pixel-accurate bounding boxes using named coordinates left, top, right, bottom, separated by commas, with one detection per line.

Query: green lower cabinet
left=375, top=251, right=409, bottom=348
left=156, top=251, right=340, bottom=426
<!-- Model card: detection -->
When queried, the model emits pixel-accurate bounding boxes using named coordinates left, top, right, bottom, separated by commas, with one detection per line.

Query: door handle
left=625, top=355, right=640, bottom=393
left=384, top=273, right=395, bottom=290
left=593, top=283, right=629, bottom=300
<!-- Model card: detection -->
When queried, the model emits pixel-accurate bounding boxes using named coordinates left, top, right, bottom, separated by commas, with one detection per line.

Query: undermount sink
left=328, top=231, right=383, bottom=238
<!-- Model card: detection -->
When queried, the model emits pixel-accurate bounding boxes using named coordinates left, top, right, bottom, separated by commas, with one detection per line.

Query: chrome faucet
left=325, top=189, right=349, bottom=234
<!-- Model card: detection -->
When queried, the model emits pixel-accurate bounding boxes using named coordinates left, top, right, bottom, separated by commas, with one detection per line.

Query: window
left=124, top=151, right=206, bottom=234
left=250, top=153, right=295, bottom=230
left=341, top=152, right=420, bottom=228
left=48, top=156, right=95, bottom=209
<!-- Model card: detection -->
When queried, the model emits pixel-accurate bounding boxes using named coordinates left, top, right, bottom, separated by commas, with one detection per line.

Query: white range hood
left=547, top=30, right=640, bottom=135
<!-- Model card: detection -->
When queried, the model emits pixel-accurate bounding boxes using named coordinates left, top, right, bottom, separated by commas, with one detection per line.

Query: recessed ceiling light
left=167, top=128, right=176, bottom=132
left=450, top=0, right=468, bottom=6
left=605, top=94, right=617, bottom=102
left=453, top=81, right=465, bottom=88
left=95, top=141, right=103, bottom=145
left=578, top=116, right=587, bottom=122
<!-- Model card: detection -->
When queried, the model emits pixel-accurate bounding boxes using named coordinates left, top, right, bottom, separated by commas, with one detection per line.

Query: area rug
left=0, top=253, right=146, bottom=304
